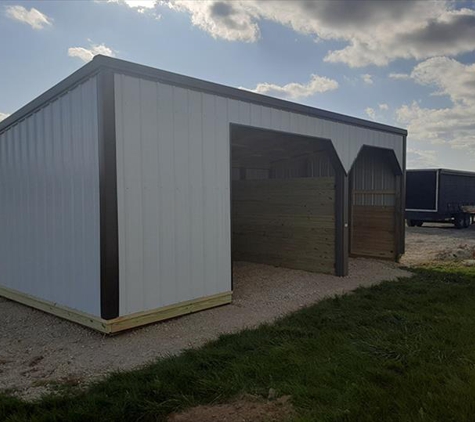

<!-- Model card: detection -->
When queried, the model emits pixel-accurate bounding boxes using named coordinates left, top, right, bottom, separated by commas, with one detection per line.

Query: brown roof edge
left=0, top=55, right=408, bottom=137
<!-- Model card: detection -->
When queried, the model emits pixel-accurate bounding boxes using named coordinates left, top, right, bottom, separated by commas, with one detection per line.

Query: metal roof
left=0, top=55, right=408, bottom=136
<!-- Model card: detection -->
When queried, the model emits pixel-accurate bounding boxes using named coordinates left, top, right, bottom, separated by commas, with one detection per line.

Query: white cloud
left=166, top=0, right=260, bottom=42
left=389, top=73, right=411, bottom=80
left=361, top=74, right=373, bottom=85
left=68, top=43, right=116, bottom=63
left=158, top=1, right=475, bottom=67
left=397, top=102, right=475, bottom=148
left=5, top=5, right=52, bottom=29
left=100, top=0, right=156, bottom=8
left=407, top=148, right=441, bottom=168
left=241, top=74, right=338, bottom=100
left=120, top=0, right=156, bottom=8
left=365, top=107, right=376, bottom=120
left=364, top=103, right=389, bottom=120
left=0, top=112, right=10, bottom=122
left=97, top=0, right=160, bottom=16
left=396, top=58, right=475, bottom=154
left=410, top=57, right=475, bottom=106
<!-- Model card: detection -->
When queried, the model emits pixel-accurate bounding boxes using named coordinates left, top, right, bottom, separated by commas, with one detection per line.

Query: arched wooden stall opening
left=230, top=125, right=344, bottom=275
left=349, top=146, right=403, bottom=260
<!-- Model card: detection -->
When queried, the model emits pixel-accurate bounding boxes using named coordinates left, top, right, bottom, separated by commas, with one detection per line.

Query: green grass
left=3, top=265, right=475, bottom=422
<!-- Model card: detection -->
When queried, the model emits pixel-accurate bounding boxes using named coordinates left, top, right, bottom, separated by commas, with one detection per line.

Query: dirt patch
left=0, top=259, right=410, bottom=400
left=168, top=395, right=295, bottom=422
left=402, top=223, right=475, bottom=266
left=435, top=244, right=475, bottom=261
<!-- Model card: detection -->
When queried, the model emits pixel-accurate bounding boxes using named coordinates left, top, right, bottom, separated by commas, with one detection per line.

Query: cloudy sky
left=1, top=0, right=475, bottom=170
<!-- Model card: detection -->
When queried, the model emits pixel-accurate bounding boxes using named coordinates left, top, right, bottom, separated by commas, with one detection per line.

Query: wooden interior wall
left=350, top=148, right=397, bottom=260
left=232, top=178, right=335, bottom=273
left=351, top=206, right=396, bottom=259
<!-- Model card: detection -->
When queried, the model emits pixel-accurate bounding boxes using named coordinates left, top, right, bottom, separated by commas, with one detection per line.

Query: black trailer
left=406, top=169, right=475, bottom=229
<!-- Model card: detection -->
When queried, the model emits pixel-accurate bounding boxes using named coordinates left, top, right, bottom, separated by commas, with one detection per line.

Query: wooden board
left=0, top=284, right=232, bottom=334
left=232, top=178, right=335, bottom=274
left=0, top=284, right=110, bottom=332
left=351, top=206, right=396, bottom=259
left=108, top=292, right=232, bottom=333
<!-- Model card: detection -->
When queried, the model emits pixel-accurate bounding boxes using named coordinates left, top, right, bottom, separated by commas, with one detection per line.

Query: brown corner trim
left=399, top=134, right=407, bottom=257
left=229, top=125, right=234, bottom=291
left=319, top=139, right=348, bottom=277
left=335, top=170, right=349, bottom=277
left=97, top=69, right=119, bottom=320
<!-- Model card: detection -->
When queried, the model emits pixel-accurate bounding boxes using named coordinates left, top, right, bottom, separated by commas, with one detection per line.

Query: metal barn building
left=0, top=56, right=407, bottom=332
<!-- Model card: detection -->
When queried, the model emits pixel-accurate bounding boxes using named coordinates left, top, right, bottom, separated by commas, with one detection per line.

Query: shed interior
left=349, top=147, right=402, bottom=260
left=230, top=126, right=337, bottom=274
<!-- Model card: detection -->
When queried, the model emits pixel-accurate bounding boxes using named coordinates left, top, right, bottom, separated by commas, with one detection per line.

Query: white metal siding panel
left=114, top=74, right=404, bottom=316
left=115, top=75, right=231, bottom=316
left=228, top=100, right=403, bottom=172
left=0, top=77, right=101, bottom=316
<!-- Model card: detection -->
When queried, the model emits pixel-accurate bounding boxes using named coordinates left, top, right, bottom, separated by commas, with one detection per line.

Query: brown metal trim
left=0, top=62, right=100, bottom=135
left=394, top=173, right=402, bottom=261
left=97, top=69, right=119, bottom=320
left=335, top=170, right=349, bottom=276
left=348, top=169, right=354, bottom=259
left=398, top=134, right=407, bottom=257
left=316, top=139, right=348, bottom=277
left=311, top=138, right=349, bottom=277
left=1, top=55, right=407, bottom=137
left=229, top=124, right=234, bottom=291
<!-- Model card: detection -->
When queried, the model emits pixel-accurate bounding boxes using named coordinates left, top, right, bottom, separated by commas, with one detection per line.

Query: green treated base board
left=0, top=285, right=232, bottom=334
left=109, top=292, right=232, bottom=333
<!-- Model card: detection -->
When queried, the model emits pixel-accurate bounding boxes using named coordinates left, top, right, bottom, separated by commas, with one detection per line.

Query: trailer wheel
left=407, top=219, right=417, bottom=227
left=463, top=214, right=471, bottom=228
left=454, top=214, right=465, bottom=229
left=416, top=221, right=423, bottom=227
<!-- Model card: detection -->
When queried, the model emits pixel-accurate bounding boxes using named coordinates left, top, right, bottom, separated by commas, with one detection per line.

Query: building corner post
left=397, top=134, right=407, bottom=259
left=335, top=170, right=349, bottom=276
left=97, top=69, right=119, bottom=320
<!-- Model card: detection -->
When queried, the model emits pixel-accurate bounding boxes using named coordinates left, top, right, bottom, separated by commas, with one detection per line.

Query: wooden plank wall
left=232, top=178, right=335, bottom=273
left=351, top=205, right=396, bottom=259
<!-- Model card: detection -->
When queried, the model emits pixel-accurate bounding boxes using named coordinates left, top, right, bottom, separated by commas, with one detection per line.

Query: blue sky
left=1, top=0, right=475, bottom=170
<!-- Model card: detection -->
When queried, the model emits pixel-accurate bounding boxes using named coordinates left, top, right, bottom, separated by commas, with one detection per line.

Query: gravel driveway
left=0, top=259, right=410, bottom=400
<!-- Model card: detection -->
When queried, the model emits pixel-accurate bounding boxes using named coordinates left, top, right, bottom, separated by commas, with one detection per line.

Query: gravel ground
left=402, top=223, right=475, bottom=266
left=0, top=259, right=410, bottom=400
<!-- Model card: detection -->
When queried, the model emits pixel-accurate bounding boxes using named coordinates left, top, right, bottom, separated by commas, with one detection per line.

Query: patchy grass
left=2, top=265, right=475, bottom=421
